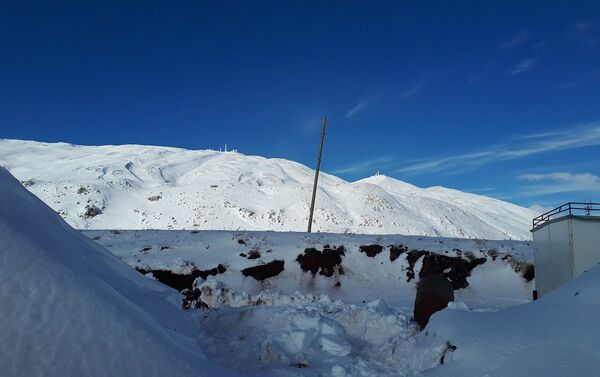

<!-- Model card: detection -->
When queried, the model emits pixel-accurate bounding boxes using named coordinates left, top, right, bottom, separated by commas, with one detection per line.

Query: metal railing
left=532, top=202, right=600, bottom=228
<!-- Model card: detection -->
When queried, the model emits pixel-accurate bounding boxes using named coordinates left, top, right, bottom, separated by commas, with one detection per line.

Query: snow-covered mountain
left=0, top=139, right=536, bottom=239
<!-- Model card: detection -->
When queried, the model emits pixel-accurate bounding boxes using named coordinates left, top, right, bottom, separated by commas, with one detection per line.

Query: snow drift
left=0, top=167, right=233, bottom=377
left=0, top=139, right=535, bottom=240
left=420, top=264, right=600, bottom=376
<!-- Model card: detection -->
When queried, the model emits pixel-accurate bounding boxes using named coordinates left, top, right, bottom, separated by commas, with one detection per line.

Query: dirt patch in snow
left=404, top=250, right=487, bottom=290
left=406, top=250, right=429, bottom=282
left=296, top=246, right=345, bottom=277
left=359, top=244, right=383, bottom=257
left=419, top=254, right=487, bottom=290
left=502, top=254, right=535, bottom=282
left=82, top=205, right=103, bottom=218
left=137, top=264, right=227, bottom=291
left=241, top=260, right=285, bottom=281
left=389, top=245, right=408, bottom=262
left=181, top=289, right=209, bottom=310
left=247, top=248, right=261, bottom=259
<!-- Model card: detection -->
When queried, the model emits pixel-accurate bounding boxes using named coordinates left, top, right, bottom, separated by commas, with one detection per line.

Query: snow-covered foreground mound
left=0, top=167, right=233, bottom=377
left=420, top=265, right=600, bottom=376
left=0, top=139, right=535, bottom=239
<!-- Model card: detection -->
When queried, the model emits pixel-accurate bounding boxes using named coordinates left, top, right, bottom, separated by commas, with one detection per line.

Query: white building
left=531, top=202, right=600, bottom=298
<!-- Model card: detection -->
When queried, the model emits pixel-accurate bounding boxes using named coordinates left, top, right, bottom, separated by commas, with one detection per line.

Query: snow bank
left=87, top=229, right=533, bottom=310
left=0, top=167, right=234, bottom=377
left=420, top=264, right=600, bottom=376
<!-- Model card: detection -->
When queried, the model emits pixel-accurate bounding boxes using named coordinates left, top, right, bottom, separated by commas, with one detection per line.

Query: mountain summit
left=0, top=139, right=534, bottom=239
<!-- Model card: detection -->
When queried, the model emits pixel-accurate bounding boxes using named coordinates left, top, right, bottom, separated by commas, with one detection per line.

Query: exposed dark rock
left=389, top=245, right=408, bottom=262
left=414, top=275, right=454, bottom=329
left=77, top=186, right=89, bottom=194
left=237, top=239, right=246, bottom=245
left=21, top=179, right=35, bottom=187
left=487, top=249, right=498, bottom=261
left=247, top=248, right=261, bottom=259
left=522, top=264, right=535, bottom=281
left=137, top=264, right=227, bottom=291
left=296, top=246, right=345, bottom=277
left=291, top=362, right=309, bottom=368
left=406, top=250, right=430, bottom=282
left=419, top=254, right=487, bottom=290
left=242, top=260, right=285, bottom=281
left=181, top=288, right=209, bottom=310
left=83, top=205, right=103, bottom=218
left=141, top=246, right=152, bottom=252
left=359, top=244, right=383, bottom=257
left=147, top=195, right=162, bottom=201
left=160, top=245, right=170, bottom=251
left=502, top=255, right=535, bottom=282
left=440, top=343, right=457, bottom=365
left=137, top=269, right=195, bottom=291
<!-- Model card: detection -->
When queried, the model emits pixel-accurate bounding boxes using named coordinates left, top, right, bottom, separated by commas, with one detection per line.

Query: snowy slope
left=0, top=139, right=536, bottom=239
left=419, top=264, right=600, bottom=376
left=0, top=167, right=235, bottom=377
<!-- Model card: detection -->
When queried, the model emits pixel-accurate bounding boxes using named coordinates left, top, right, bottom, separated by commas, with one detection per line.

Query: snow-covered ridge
left=0, top=139, right=536, bottom=239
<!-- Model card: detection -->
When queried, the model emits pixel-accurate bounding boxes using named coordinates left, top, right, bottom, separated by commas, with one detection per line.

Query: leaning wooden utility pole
left=308, top=115, right=327, bottom=233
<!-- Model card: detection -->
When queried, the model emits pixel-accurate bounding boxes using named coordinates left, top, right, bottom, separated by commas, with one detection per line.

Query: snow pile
left=0, top=139, right=536, bottom=239
left=193, top=290, right=442, bottom=377
left=0, top=167, right=232, bottom=376
left=419, top=265, right=600, bottom=376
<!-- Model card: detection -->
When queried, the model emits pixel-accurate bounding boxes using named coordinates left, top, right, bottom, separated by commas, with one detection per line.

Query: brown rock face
left=414, top=274, right=454, bottom=329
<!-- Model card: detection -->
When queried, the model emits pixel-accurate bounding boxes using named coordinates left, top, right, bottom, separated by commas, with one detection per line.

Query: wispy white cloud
left=509, top=58, right=538, bottom=75
left=569, top=20, right=600, bottom=47
left=529, top=204, right=554, bottom=214
left=345, top=99, right=368, bottom=119
left=397, top=123, right=600, bottom=175
left=518, top=172, right=600, bottom=196
left=499, top=30, right=533, bottom=50
left=467, top=62, right=498, bottom=83
left=331, top=156, right=394, bottom=175
left=552, top=69, right=600, bottom=92
left=401, top=76, right=429, bottom=99
left=299, top=117, right=321, bottom=134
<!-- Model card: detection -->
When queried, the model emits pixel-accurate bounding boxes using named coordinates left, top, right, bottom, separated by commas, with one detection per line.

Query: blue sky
left=1, top=1, right=600, bottom=210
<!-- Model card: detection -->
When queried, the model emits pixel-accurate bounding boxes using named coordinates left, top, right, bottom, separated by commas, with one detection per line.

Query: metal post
left=308, top=115, right=327, bottom=233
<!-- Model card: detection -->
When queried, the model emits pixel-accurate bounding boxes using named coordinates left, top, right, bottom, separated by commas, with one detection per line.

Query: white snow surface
left=0, top=167, right=235, bottom=377
left=2, top=164, right=598, bottom=376
left=419, top=264, right=600, bottom=376
left=0, top=139, right=536, bottom=240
